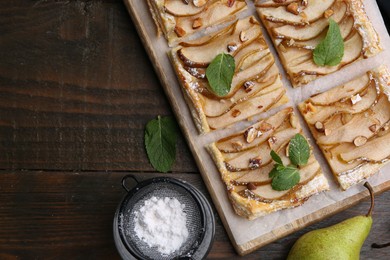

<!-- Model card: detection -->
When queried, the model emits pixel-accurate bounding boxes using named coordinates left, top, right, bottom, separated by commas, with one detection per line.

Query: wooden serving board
left=123, top=0, right=390, bottom=255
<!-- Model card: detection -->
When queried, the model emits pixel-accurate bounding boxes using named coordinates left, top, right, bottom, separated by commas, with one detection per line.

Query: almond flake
left=369, top=124, right=378, bottom=133
left=231, top=109, right=241, bottom=117
left=247, top=183, right=257, bottom=190
left=227, top=42, right=238, bottom=53
left=259, top=122, right=273, bottom=132
left=353, top=136, right=367, bottom=147
left=351, top=94, right=362, bottom=105
left=192, top=18, right=202, bottom=29
left=174, top=26, right=186, bottom=37
left=324, top=9, right=334, bottom=18
left=193, top=0, right=207, bottom=7
left=244, top=127, right=257, bottom=143
left=324, top=128, right=332, bottom=136
left=268, top=136, right=277, bottom=146
left=249, top=157, right=262, bottom=169
left=314, top=121, right=324, bottom=132
left=239, top=31, right=249, bottom=42
left=243, top=81, right=255, bottom=92
left=287, top=2, right=300, bottom=15
left=289, top=114, right=298, bottom=129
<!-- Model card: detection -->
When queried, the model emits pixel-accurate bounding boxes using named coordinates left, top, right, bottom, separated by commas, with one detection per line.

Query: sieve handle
left=121, top=175, right=139, bottom=192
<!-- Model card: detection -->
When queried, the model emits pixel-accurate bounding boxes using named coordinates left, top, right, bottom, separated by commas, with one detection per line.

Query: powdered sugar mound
left=133, top=196, right=189, bottom=255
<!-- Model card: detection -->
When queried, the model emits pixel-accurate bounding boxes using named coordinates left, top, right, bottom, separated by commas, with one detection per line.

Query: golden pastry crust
left=147, top=0, right=248, bottom=46
left=255, top=0, right=382, bottom=87
left=170, top=16, right=288, bottom=133
left=208, top=108, right=329, bottom=219
left=299, top=66, right=390, bottom=190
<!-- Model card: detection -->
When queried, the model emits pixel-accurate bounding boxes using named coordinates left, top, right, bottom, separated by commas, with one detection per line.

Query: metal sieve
left=113, top=175, right=215, bottom=260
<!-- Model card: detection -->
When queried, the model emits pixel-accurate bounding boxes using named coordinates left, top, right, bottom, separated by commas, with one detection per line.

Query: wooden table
left=0, top=1, right=389, bottom=259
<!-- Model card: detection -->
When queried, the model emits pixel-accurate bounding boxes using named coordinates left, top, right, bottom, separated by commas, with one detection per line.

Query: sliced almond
left=268, top=136, right=277, bottom=146
left=369, top=124, right=378, bottom=133
left=303, top=103, right=316, bottom=113
left=227, top=0, right=235, bottom=7
left=239, top=30, right=249, bottom=42
left=182, top=0, right=189, bottom=4
left=247, top=183, right=257, bottom=190
left=249, top=16, right=259, bottom=25
left=227, top=42, right=238, bottom=53
left=287, top=2, right=300, bottom=15
left=314, top=121, right=324, bottom=132
left=351, top=94, right=362, bottom=105
left=324, top=9, right=334, bottom=18
left=249, top=157, right=262, bottom=169
left=244, top=127, right=257, bottom=143
left=174, top=26, right=186, bottom=37
left=290, top=114, right=298, bottom=129
left=324, top=128, right=332, bottom=136
left=193, top=0, right=207, bottom=7
left=301, top=0, right=308, bottom=6
left=279, top=43, right=287, bottom=53
left=353, top=136, right=367, bottom=147
left=243, top=81, right=255, bottom=93
left=231, top=109, right=241, bottom=118
left=192, top=18, right=202, bottom=29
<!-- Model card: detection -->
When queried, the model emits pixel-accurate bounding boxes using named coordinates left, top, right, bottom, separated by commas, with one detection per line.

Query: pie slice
left=208, top=107, right=329, bottom=219
left=299, top=66, right=390, bottom=190
left=255, top=0, right=382, bottom=87
left=147, top=0, right=248, bottom=46
left=170, top=16, right=289, bottom=133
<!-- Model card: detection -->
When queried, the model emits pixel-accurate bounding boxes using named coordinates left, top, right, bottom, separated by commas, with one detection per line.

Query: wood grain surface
left=0, top=1, right=389, bottom=259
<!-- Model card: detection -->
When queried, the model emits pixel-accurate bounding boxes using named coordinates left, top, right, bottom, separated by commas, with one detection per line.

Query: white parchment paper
left=127, top=0, right=390, bottom=251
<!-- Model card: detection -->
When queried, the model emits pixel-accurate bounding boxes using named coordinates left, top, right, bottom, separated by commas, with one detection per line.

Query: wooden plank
left=123, top=0, right=390, bottom=255
left=0, top=0, right=196, bottom=172
left=0, top=170, right=389, bottom=259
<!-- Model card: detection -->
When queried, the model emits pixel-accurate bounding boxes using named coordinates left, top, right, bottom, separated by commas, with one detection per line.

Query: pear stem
left=364, top=182, right=374, bottom=217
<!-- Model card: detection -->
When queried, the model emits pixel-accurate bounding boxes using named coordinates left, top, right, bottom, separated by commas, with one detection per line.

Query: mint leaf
left=271, top=165, right=300, bottom=191
left=145, top=116, right=178, bottom=173
left=270, top=150, right=283, bottom=165
left=269, top=166, right=280, bottom=178
left=206, top=53, right=235, bottom=97
left=289, top=133, right=310, bottom=167
left=313, top=19, right=344, bottom=66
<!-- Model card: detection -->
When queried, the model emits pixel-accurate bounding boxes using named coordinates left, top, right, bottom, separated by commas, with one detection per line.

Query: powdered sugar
left=133, top=196, right=189, bottom=255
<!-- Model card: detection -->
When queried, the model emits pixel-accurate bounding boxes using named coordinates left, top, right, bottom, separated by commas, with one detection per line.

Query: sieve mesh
left=118, top=180, right=205, bottom=260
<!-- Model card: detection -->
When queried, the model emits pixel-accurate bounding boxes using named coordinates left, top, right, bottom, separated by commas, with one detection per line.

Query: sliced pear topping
left=164, top=0, right=205, bottom=17
left=216, top=108, right=292, bottom=152
left=224, top=126, right=300, bottom=169
left=340, top=132, right=390, bottom=163
left=303, top=82, right=378, bottom=125
left=202, top=67, right=278, bottom=117
left=250, top=184, right=290, bottom=200
left=309, top=73, right=369, bottom=105
left=260, top=0, right=336, bottom=25
left=207, top=87, right=286, bottom=129
left=272, top=1, right=346, bottom=40
left=289, top=32, right=363, bottom=76
left=178, top=25, right=261, bottom=67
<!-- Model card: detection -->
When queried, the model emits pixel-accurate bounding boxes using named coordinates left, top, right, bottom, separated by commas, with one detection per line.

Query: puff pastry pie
left=208, top=108, right=329, bottom=219
left=170, top=16, right=288, bottom=133
left=299, top=66, right=390, bottom=190
left=147, top=0, right=248, bottom=46
left=255, top=0, right=382, bottom=87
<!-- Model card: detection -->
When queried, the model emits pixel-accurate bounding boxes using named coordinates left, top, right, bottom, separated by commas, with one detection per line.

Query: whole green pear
left=287, top=182, right=375, bottom=260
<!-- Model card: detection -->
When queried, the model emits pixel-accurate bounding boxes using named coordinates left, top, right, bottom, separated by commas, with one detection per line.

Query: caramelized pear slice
left=207, top=87, right=286, bottom=129
left=224, top=126, right=300, bottom=169
left=309, top=73, right=369, bottom=105
left=340, top=132, right=390, bottom=163
left=260, top=0, right=336, bottom=25
left=290, top=32, right=363, bottom=75
left=302, top=81, right=377, bottom=125
left=256, top=0, right=298, bottom=8
left=203, top=66, right=278, bottom=117
left=273, top=1, right=346, bottom=40
left=164, top=0, right=205, bottom=17
left=317, top=96, right=390, bottom=145
left=178, top=25, right=261, bottom=67
left=215, top=107, right=292, bottom=152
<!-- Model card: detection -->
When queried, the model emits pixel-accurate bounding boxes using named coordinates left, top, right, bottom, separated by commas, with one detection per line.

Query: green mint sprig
left=206, top=53, right=235, bottom=97
left=145, top=116, right=178, bottom=173
left=313, top=18, right=344, bottom=66
left=269, top=134, right=310, bottom=191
